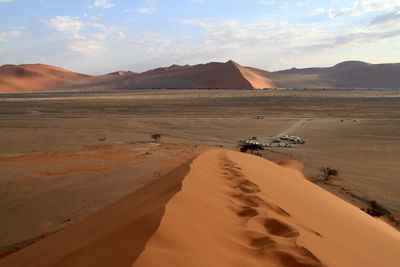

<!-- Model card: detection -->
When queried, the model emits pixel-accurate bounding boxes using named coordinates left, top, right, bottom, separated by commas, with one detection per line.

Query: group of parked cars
left=240, top=135, right=305, bottom=149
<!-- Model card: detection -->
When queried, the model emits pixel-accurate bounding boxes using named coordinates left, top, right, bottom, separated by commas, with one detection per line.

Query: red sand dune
left=63, top=60, right=272, bottom=90
left=123, top=60, right=272, bottom=89
left=0, top=64, right=90, bottom=92
left=1, top=150, right=399, bottom=267
left=1, top=60, right=399, bottom=92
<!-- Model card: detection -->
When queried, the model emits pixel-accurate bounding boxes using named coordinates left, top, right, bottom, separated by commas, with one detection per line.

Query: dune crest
left=133, top=150, right=400, bottom=267
left=1, top=150, right=399, bottom=267
left=232, top=61, right=275, bottom=89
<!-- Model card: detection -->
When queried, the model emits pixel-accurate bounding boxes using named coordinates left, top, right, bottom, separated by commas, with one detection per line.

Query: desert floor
left=1, top=89, right=399, bottom=256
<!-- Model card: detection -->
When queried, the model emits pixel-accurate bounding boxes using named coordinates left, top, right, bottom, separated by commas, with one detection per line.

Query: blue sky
left=0, top=0, right=399, bottom=74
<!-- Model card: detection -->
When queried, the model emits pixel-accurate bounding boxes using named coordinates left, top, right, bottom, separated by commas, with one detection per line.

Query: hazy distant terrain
left=1, top=60, right=399, bottom=92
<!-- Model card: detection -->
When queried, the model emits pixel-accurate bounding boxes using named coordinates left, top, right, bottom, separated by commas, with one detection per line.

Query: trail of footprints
left=219, top=154, right=324, bottom=267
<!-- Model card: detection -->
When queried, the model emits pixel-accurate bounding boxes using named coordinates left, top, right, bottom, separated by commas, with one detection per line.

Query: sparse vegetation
left=320, top=167, right=338, bottom=181
left=362, top=200, right=391, bottom=217
left=151, top=133, right=162, bottom=143
left=239, top=143, right=263, bottom=154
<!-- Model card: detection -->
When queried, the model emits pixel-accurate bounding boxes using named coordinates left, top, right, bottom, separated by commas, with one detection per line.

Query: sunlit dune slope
left=134, top=150, right=400, bottom=267
left=0, top=64, right=90, bottom=92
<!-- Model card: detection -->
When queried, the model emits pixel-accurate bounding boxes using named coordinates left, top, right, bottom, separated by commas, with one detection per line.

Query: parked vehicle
left=279, top=135, right=289, bottom=140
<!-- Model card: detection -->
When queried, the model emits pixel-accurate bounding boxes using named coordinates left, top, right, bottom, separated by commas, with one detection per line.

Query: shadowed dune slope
left=61, top=60, right=256, bottom=90
left=1, top=150, right=400, bottom=266
left=0, top=159, right=192, bottom=267
left=0, top=64, right=91, bottom=92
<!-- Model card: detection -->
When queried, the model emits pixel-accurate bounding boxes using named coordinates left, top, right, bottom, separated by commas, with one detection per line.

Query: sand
left=1, top=89, right=399, bottom=255
left=133, top=150, right=400, bottom=267
left=234, top=62, right=275, bottom=89
left=0, top=158, right=192, bottom=267
left=0, top=64, right=90, bottom=92
left=1, top=149, right=399, bottom=267
left=0, top=142, right=205, bottom=255
left=2, top=60, right=399, bottom=92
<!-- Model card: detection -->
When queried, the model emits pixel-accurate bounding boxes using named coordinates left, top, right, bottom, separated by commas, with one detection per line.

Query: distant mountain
left=106, top=71, right=136, bottom=76
left=59, top=60, right=275, bottom=91
left=272, top=61, right=400, bottom=89
left=0, top=60, right=399, bottom=92
left=0, top=64, right=90, bottom=92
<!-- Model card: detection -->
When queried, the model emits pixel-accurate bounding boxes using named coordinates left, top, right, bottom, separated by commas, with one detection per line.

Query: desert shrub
left=151, top=133, right=162, bottom=143
left=365, top=200, right=390, bottom=217
left=320, top=167, right=338, bottom=181
left=239, top=143, right=263, bottom=154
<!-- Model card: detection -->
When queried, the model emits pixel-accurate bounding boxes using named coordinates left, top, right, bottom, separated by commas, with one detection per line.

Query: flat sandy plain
left=1, top=89, right=399, bottom=256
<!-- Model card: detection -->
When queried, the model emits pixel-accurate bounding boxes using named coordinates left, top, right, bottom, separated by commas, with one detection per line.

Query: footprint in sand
left=234, top=194, right=263, bottom=208
left=236, top=180, right=261, bottom=193
left=220, top=156, right=323, bottom=267
left=272, top=249, right=323, bottom=267
left=237, top=207, right=259, bottom=217
left=250, top=236, right=276, bottom=248
left=264, top=218, right=299, bottom=238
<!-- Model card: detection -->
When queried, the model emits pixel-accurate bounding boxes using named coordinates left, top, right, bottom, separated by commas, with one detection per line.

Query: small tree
left=151, top=133, right=162, bottom=143
left=239, top=143, right=263, bottom=154
left=320, top=167, right=338, bottom=181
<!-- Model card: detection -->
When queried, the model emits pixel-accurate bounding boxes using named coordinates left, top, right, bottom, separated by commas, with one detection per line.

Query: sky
left=0, top=0, right=400, bottom=74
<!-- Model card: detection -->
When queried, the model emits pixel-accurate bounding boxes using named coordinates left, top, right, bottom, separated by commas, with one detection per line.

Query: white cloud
left=181, top=18, right=328, bottom=50
left=131, top=32, right=170, bottom=52
left=126, top=7, right=157, bottom=14
left=137, top=7, right=156, bottom=14
left=49, top=16, right=83, bottom=34
left=89, top=0, right=114, bottom=9
left=68, top=39, right=105, bottom=56
left=258, top=0, right=276, bottom=5
left=180, top=16, right=400, bottom=60
left=329, top=0, right=400, bottom=17
left=299, top=28, right=400, bottom=50
left=0, top=30, right=22, bottom=42
left=312, top=7, right=325, bottom=16
left=296, top=0, right=312, bottom=7
left=89, top=22, right=126, bottom=39
left=369, top=10, right=400, bottom=26
left=91, top=32, right=107, bottom=41
left=47, top=16, right=126, bottom=56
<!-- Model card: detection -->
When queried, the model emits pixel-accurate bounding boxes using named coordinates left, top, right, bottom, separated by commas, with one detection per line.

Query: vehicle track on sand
left=275, top=119, right=306, bottom=138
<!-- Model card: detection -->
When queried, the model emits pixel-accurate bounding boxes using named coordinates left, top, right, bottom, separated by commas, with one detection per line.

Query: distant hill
left=0, top=60, right=399, bottom=92
left=58, top=60, right=275, bottom=91
left=272, top=61, right=400, bottom=89
left=0, top=64, right=91, bottom=92
left=106, top=71, right=136, bottom=76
